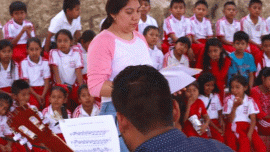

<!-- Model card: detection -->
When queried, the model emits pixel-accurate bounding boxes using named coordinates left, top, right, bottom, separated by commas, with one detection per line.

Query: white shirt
left=49, top=47, right=84, bottom=85
left=2, top=19, right=35, bottom=44
left=241, top=14, right=269, bottom=44
left=223, top=94, right=259, bottom=123
left=256, top=53, right=270, bottom=76
left=199, top=94, right=222, bottom=119
left=190, top=15, right=213, bottom=40
left=163, top=50, right=189, bottom=68
left=149, top=46, right=164, bottom=70
left=48, top=10, right=81, bottom=42
left=267, top=17, right=270, bottom=32
left=72, top=104, right=100, bottom=118
left=138, top=15, right=158, bottom=34
left=0, top=116, right=12, bottom=137
left=0, top=62, right=19, bottom=88
left=42, top=105, right=71, bottom=134
left=20, top=56, right=51, bottom=86
left=74, top=43, right=87, bottom=75
left=216, top=17, right=241, bottom=43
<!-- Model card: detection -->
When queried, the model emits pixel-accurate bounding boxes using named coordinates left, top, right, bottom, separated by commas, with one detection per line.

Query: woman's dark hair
left=77, top=84, right=88, bottom=97
left=198, top=72, right=219, bottom=95
left=27, top=37, right=42, bottom=49
left=229, top=74, right=250, bottom=95
left=0, top=93, right=13, bottom=114
left=255, top=67, right=270, bottom=86
left=203, top=38, right=229, bottom=71
left=0, top=39, right=15, bottom=79
left=101, top=0, right=130, bottom=31
left=79, top=30, right=96, bottom=43
left=55, top=29, right=73, bottom=41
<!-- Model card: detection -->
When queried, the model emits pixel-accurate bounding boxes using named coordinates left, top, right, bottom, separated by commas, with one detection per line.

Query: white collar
left=27, top=56, right=42, bottom=67
left=247, top=14, right=262, bottom=26
left=0, top=62, right=12, bottom=72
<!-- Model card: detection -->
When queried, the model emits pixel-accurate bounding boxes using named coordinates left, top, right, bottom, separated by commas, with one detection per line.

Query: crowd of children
left=0, top=0, right=270, bottom=151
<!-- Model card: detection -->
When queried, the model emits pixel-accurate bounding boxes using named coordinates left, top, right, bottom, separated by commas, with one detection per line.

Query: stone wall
left=0, top=0, right=269, bottom=40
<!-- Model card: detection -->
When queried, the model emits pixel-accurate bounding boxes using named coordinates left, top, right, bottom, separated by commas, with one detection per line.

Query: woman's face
left=112, top=0, right=141, bottom=33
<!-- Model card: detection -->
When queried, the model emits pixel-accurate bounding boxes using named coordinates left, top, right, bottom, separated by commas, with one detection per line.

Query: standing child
left=198, top=73, right=224, bottom=143
left=163, top=37, right=190, bottom=68
left=0, top=39, right=19, bottom=95
left=2, top=1, right=35, bottom=63
left=143, top=26, right=164, bottom=70
left=42, top=85, right=71, bottom=141
left=20, top=38, right=51, bottom=110
left=49, top=29, right=84, bottom=111
left=182, top=82, right=210, bottom=138
left=257, top=34, right=270, bottom=75
left=223, top=75, right=266, bottom=152
left=216, top=1, right=240, bottom=53
left=72, top=84, right=100, bottom=118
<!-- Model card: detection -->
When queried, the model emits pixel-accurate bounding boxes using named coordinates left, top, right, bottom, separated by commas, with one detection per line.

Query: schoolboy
left=44, top=0, right=81, bottom=52
left=2, top=1, right=35, bottom=63
left=138, top=0, right=158, bottom=34
left=227, top=31, right=257, bottom=87
left=143, top=26, right=164, bottom=70
left=257, top=34, right=270, bottom=74
left=216, top=1, right=240, bottom=53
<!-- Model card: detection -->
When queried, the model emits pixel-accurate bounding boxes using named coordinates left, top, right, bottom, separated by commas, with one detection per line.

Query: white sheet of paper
left=59, top=115, right=120, bottom=152
left=160, top=64, right=202, bottom=76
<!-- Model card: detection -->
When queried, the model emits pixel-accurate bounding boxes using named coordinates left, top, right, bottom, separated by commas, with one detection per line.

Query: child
left=216, top=1, right=240, bottom=53
left=223, top=75, right=266, bottom=152
left=143, top=26, right=164, bottom=70
left=49, top=29, right=84, bottom=111
left=182, top=82, right=210, bottom=138
left=257, top=34, right=270, bottom=75
left=267, top=16, right=270, bottom=31
left=44, top=0, right=81, bottom=52
left=2, top=1, right=35, bottom=63
left=20, top=38, right=51, bottom=110
left=42, top=84, right=71, bottom=141
left=138, top=0, right=158, bottom=34
left=196, top=38, right=231, bottom=103
left=162, top=0, right=193, bottom=54
left=198, top=73, right=224, bottom=143
left=72, top=84, right=100, bottom=118
left=227, top=31, right=257, bottom=88
left=0, top=39, right=19, bottom=95
left=163, top=37, right=190, bottom=68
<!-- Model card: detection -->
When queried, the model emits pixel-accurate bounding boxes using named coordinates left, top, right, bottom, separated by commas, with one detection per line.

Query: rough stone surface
left=0, top=0, right=269, bottom=39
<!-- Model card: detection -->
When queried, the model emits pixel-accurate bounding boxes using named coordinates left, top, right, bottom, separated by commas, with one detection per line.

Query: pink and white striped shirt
left=72, top=104, right=100, bottom=118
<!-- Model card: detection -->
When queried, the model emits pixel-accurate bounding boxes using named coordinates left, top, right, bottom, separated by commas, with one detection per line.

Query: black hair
left=0, top=39, right=15, bottom=79
left=186, top=81, right=199, bottom=90
left=249, top=0, right=262, bottom=7
left=256, top=67, right=270, bottom=86
left=170, top=0, right=186, bottom=8
left=9, top=1, right=27, bottom=15
left=101, top=0, right=130, bottom=31
left=79, top=30, right=96, bottom=44
left=172, top=94, right=186, bottom=128
left=11, top=80, right=30, bottom=95
left=77, top=84, right=88, bottom=97
left=143, top=25, right=159, bottom=36
left=233, top=31, right=249, bottom=43
left=203, top=38, right=229, bottom=71
left=229, top=74, right=250, bottom=95
left=27, top=37, right=42, bottom=49
left=261, top=34, right=270, bottom=44
left=0, top=93, right=13, bottom=114
left=175, top=37, right=191, bottom=49
left=112, top=65, right=173, bottom=134
left=55, top=29, right=73, bottom=41
left=51, top=86, right=68, bottom=98
left=195, top=0, right=208, bottom=8
left=198, top=72, right=219, bottom=95
left=139, top=0, right=150, bottom=4
left=63, top=0, right=80, bottom=13
left=224, top=1, right=236, bottom=8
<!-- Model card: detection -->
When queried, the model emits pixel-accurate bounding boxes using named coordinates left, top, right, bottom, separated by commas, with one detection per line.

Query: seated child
left=257, top=34, right=270, bottom=75
left=138, top=0, right=158, bottom=34
left=228, top=31, right=257, bottom=88
left=216, top=1, right=240, bottom=53
left=163, top=37, right=190, bottom=68
left=267, top=16, right=270, bottom=31
left=223, top=75, right=266, bottom=152
left=2, top=1, right=35, bottom=63
left=72, top=84, right=100, bottom=118
left=20, top=38, right=51, bottom=110
left=143, top=26, right=164, bottom=70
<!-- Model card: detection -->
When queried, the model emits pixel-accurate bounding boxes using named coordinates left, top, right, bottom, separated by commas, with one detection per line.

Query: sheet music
left=60, top=115, right=120, bottom=152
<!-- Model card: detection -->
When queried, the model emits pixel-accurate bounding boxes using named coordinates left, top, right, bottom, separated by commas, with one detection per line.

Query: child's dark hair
left=233, top=31, right=249, bottom=43
left=175, top=37, right=191, bottom=49
left=261, top=34, right=270, bottom=44
left=11, top=80, right=30, bottom=95
left=195, top=0, right=208, bottom=8
left=27, top=37, right=42, bottom=49
left=9, top=1, right=27, bottom=15
left=79, top=30, right=96, bottom=43
left=203, top=38, right=229, bottom=71
left=172, top=94, right=186, bottom=127
left=224, top=1, right=236, bottom=8
left=187, top=81, right=199, bottom=90
left=51, top=86, right=69, bottom=98
left=198, top=72, right=219, bottom=95
left=139, top=0, right=150, bottom=4
left=63, top=0, right=80, bottom=13
left=170, top=0, right=186, bottom=8
left=77, top=84, right=88, bottom=97
left=229, top=75, right=250, bottom=95
left=0, top=93, right=13, bottom=114
left=143, top=25, right=159, bottom=36
left=249, top=0, right=262, bottom=7
left=0, top=39, right=15, bottom=79
left=255, top=67, right=270, bottom=86
left=55, top=29, right=73, bottom=41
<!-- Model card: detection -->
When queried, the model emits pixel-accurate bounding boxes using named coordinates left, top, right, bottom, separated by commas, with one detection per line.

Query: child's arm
left=218, top=110, right=225, bottom=133
left=75, top=68, right=83, bottom=86
left=44, top=32, right=55, bottom=52
left=191, top=35, right=201, bottom=44
left=51, top=65, right=62, bottom=84
left=73, top=30, right=81, bottom=45
left=249, top=72, right=254, bottom=88
left=200, top=114, right=210, bottom=134
left=168, top=33, right=179, bottom=42
left=219, top=36, right=233, bottom=45
left=247, top=114, right=256, bottom=141
left=41, top=79, right=50, bottom=103
left=0, top=89, right=11, bottom=96
left=11, top=25, right=32, bottom=45
left=228, top=97, right=242, bottom=123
